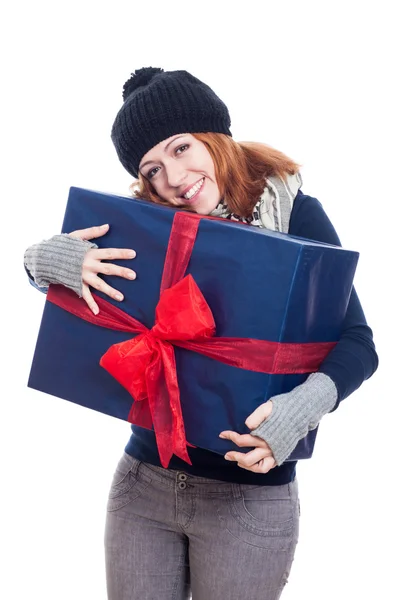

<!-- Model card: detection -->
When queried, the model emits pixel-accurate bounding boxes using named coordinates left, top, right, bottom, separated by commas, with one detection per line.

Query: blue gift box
left=28, top=187, right=358, bottom=461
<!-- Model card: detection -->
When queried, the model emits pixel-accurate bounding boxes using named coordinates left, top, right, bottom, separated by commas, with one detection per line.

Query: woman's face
left=139, top=134, right=221, bottom=215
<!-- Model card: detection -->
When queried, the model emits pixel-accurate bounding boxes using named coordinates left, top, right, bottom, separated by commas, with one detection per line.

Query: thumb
left=245, top=401, right=273, bottom=430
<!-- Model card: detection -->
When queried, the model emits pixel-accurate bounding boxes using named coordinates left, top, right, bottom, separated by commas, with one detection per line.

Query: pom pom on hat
left=122, top=67, right=164, bottom=101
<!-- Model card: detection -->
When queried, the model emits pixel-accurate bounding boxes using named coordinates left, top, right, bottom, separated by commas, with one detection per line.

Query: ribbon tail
left=160, top=343, right=193, bottom=464
left=127, top=399, right=153, bottom=430
left=146, top=342, right=192, bottom=468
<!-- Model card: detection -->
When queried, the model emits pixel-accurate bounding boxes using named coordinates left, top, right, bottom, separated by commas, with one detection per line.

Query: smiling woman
left=23, top=66, right=378, bottom=600
left=134, top=131, right=300, bottom=217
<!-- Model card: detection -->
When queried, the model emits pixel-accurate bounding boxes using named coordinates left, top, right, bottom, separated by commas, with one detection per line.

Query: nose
left=165, top=161, right=187, bottom=189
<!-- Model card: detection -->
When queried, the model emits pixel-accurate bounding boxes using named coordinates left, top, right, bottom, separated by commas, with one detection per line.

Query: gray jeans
left=104, top=452, right=300, bottom=600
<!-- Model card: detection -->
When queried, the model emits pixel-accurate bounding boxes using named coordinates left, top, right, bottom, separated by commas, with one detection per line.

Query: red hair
left=130, top=133, right=300, bottom=218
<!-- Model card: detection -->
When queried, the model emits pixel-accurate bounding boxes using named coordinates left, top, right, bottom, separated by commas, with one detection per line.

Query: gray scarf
left=210, top=173, right=303, bottom=234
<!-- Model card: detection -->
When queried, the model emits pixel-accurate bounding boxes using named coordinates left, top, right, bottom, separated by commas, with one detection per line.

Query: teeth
left=184, top=178, right=204, bottom=199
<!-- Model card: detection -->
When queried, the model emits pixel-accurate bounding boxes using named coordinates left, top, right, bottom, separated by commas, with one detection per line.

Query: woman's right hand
left=69, top=224, right=136, bottom=315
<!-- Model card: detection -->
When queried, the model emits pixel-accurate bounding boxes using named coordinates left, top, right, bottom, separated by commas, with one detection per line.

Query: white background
left=2, top=1, right=399, bottom=598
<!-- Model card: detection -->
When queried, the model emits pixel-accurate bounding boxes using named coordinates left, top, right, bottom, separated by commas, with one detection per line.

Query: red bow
left=100, top=275, right=215, bottom=466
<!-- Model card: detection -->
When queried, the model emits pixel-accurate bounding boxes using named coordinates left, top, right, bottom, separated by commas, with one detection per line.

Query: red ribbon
left=47, top=212, right=336, bottom=468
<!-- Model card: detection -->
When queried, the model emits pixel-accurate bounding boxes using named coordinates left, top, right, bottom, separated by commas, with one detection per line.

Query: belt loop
left=129, top=456, right=140, bottom=477
left=232, top=483, right=242, bottom=499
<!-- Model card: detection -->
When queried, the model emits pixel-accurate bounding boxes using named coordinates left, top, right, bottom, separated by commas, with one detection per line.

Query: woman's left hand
left=219, top=401, right=277, bottom=474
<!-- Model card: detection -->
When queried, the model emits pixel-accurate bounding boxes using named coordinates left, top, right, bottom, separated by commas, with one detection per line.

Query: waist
left=125, top=426, right=297, bottom=487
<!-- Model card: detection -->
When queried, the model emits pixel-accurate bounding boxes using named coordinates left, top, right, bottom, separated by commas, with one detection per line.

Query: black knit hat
left=111, top=67, right=232, bottom=178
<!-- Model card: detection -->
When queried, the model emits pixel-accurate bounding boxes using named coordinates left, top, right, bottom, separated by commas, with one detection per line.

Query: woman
left=24, top=67, right=378, bottom=600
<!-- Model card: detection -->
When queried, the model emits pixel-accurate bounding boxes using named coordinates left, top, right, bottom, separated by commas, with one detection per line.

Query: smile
left=182, top=178, right=205, bottom=201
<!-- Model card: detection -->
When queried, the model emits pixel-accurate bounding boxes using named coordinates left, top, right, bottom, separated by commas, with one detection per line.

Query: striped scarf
left=210, top=172, right=303, bottom=234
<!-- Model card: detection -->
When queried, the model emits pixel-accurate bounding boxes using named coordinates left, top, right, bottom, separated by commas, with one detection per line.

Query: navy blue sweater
left=123, top=191, right=378, bottom=485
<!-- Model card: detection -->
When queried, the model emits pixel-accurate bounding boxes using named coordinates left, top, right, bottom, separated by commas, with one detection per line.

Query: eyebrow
left=139, top=135, right=187, bottom=172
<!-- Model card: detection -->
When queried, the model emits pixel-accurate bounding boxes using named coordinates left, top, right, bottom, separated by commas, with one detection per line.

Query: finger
left=85, top=273, right=124, bottom=302
left=95, top=262, right=137, bottom=280
left=92, top=248, right=136, bottom=261
left=226, top=447, right=273, bottom=467
left=237, top=456, right=277, bottom=474
left=69, top=224, right=110, bottom=240
left=219, top=431, right=268, bottom=449
left=82, top=285, right=99, bottom=315
left=245, top=401, right=273, bottom=430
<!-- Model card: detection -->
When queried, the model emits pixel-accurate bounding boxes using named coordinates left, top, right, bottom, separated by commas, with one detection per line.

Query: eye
left=147, top=166, right=160, bottom=179
left=176, top=144, right=189, bottom=155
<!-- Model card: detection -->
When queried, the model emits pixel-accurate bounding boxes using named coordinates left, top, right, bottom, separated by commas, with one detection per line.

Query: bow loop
left=100, top=331, right=161, bottom=402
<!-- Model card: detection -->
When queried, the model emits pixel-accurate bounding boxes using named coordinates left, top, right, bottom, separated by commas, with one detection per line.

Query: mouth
left=180, top=178, right=205, bottom=203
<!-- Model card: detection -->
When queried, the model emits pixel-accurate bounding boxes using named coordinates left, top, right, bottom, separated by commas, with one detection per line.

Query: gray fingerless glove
left=250, top=372, right=338, bottom=465
left=24, top=234, right=98, bottom=297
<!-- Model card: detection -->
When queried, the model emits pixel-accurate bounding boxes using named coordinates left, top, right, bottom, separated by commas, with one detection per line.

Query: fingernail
left=128, top=250, right=136, bottom=258
left=93, top=307, right=99, bottom=315
left=127, top=272, right=136, bottom=280
left=115, top=294, right=123, bottom=301
left=225, top=455, right=233, bottom=461
left=102, top=224, right=109, bottom=228
left=219, top=434, right=226, bottom=439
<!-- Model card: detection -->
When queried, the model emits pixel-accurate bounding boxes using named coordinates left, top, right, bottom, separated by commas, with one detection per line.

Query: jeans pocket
left=215, top=481, right=299, bottom=550
left=239, top=484, right=294, bottom=526
left=107, top=453, right=152, bottom=512
left=233, top=484, right=293, bottom=534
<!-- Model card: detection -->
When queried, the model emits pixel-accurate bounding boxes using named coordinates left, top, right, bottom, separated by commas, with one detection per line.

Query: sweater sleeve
left=289, top=192, right=379, bottom=408
left=24, top=234, right=97, bottom=297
